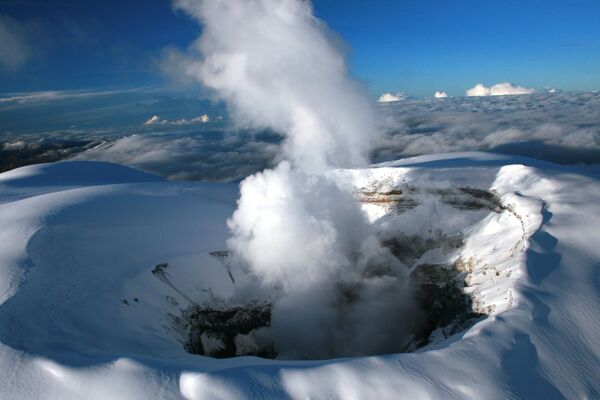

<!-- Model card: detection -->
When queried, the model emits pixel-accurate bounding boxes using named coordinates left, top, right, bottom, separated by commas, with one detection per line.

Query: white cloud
left=143, top=115, right=160, bottom=125
left=466, top=82, right=535, bottom=97
left=142, top=113, right=211, bottom=126
left=0, top=91, right=61, bottom=104
left=434, top=91, right=448, bottom=98
left=465, top=83, right=490, bottom=97
left=0, top=87, right=153, bottom=107
left=0, top=15, right=32, bottom=71
left=377, top=92, right=405, bottom=103
left=2, top=140, right=26, bottom=151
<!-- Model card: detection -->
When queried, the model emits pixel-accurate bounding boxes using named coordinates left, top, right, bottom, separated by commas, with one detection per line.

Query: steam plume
left=173, top=0, right=414, bottom=358
left=172, top=0, right=376, bottom=173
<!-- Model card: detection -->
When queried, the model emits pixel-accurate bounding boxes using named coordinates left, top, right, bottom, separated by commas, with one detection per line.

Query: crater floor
left=179, top=186, right=516, bottom=359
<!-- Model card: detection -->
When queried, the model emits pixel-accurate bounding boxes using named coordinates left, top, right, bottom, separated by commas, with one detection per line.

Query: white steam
left=226, top=164, right=415, bottom=359
left=172, top=0, right=375, bottom=173
left=227, top=163, right=370, bottom=290
left=173, top=0, right=415, bottom=358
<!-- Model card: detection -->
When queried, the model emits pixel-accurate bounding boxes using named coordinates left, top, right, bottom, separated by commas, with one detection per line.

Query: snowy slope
left=0, top=154, right=599, bottom=399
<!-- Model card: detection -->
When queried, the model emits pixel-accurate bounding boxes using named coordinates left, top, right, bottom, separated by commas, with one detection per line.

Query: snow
left=0, top=154, right=599, bottom=398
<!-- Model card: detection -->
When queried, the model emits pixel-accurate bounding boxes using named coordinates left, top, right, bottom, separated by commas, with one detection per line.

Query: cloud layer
left=374, top=91, right=600, bottom=166
left=72, top=131, right=279, bottom=181
left=4, top=91, right=600, bottom=182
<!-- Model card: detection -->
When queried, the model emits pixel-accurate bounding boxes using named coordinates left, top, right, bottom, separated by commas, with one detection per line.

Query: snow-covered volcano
left=0, top=152, right=599, bottom=399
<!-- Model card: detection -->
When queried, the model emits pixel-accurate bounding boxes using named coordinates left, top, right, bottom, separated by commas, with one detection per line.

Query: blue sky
left=1, top=0, right=599, bottom=97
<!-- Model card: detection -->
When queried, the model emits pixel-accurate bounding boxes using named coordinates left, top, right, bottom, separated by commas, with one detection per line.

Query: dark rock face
left=359, top=186, right=505, bottom=214
left=0, top=139, right=101, bottom=173
left=409, top=262, right=483, bottom=347
left=382, top=234, right=463, bottom=265
left=180, top=253, right=482, bottom=359
left=184, top=302, right=273, bottom=358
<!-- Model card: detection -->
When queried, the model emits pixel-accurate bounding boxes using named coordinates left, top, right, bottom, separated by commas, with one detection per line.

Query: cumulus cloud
left=144, top=115, right=160, bottom=125
left=142, top=114, right=211, bottom=126
left=0, top=15, right=33, bottom=71
left=466, top=82, right=535, bottom=97
left=377, top=92, right=406, bottom=103
left=434, top=91, right=448, bottom=98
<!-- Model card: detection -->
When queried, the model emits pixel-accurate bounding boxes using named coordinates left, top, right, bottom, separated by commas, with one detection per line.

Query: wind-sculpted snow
left=0, top=154, right=599, bottom=399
